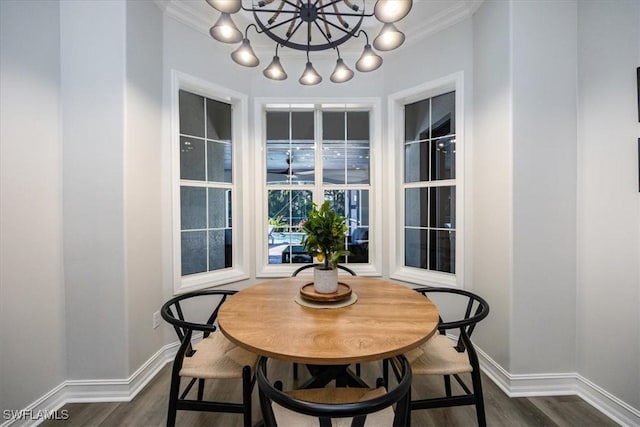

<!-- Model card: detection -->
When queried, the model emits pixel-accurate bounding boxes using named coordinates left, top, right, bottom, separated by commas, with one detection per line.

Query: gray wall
left=470, top=0, right=513, bottom=370
left=0, top=0, right=67, bottom=411
left=576, top=0, right=640, bottom=409
left=61, top=0, right=128, bottom=379
left=125, top=0, right=165, bottom=376
left=510, top=0, right=578, bottom=374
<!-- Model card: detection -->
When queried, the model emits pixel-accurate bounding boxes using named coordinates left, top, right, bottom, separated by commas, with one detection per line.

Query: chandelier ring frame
left=247, top=3, right=369, bottom=52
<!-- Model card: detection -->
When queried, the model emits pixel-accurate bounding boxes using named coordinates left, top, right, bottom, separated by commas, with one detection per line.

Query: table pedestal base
left=299, top=365, right=369, bottom=389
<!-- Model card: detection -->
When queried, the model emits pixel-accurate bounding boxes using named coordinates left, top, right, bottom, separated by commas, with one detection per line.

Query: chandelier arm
left=312, top=19, right=336, bottom=48
left=342, top=0, right=358, bottom=11
left=317, top=14, right=360, bottom=37
left=355, top=28, right=370, bottom=44
left=331, top=1, right=349, bottom=28
left=317, top=0, right=332, bottom=39
left=286, top=15, right=298, bottom=36
left=267, top=0, right=286, bottom=24
left=316, top=0, right=343, bottom=11
left=284, top=19, right=305, bottom=43
left=255, top=15, right=362, bottom=50
left=260, top=14, right=299, bottom=33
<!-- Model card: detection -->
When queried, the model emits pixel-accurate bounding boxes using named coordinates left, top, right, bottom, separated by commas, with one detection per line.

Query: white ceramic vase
left=313, top=267, right=338, bottom=293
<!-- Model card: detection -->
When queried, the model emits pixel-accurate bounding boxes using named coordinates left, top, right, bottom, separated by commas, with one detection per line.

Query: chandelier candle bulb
left=299, top=62, right=322, bottom=85
left=374, top=0, right=413, bottom=23
left=373, top=23, right=405, bottom=51
left=356, top=44, right=383, bottom=72
left=206, top=0, right=241, bottom=14
left=231, top=38, right=259, bottom=67
left=209, top=13, right=243, bottom=43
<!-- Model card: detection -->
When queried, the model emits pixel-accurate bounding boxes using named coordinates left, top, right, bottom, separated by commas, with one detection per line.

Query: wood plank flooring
left=41, top=359, right=618, bottom=427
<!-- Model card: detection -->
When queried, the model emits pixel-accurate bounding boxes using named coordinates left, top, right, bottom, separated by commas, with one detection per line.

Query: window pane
left=208, top=188, right=229, bottom=229
left=430, top=186, right=455, bottom=229
left=291, top=111, right=314, bottom=139
left=431, top=91, right=455, bottom=138
left=405, top=228, right=427, bottom=269
left=405, top=188, right=428, bottom=227
left=347, top=111, right=369, bottom=140
left=179, top=90, right=205, bottom=138
left=404, top=141, right=429, bottom=183
left=206, top=98, right=231, bottom=142
left=347, top=226, right=368, bottom=263
left=181, top=186, right=206, bottom=230
left=430, top=230, right=455, bottom=273
left=290, top=147, right=315, bottom=185
left=266, top=111, right=289, bottom=140
left=405, top=99, right=430, bottom=142
left=323, top=141, right=345, bottom=184
left=323, top=112, right=345, bottom=140
left=207, top=141, right=232, bottom=183
left=181, top=231, right=207, bottom=275
left=180, top=137, right=205, bottom=181
left=268, top=190, right=313, bottom=265
left=266, top=149, right=291, bottom=185
left=209, top=229, right=231, bottom=270
left=431, top=137, right=455, bottom=181
left=346, top=145, right=369, bottom=185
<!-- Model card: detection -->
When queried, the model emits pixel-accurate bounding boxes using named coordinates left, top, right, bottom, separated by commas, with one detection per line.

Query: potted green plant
left=300, top=201, right=350, bottom=293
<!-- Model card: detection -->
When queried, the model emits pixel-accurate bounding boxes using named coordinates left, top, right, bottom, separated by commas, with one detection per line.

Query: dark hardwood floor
left=41, top=359, right=618, bottom=426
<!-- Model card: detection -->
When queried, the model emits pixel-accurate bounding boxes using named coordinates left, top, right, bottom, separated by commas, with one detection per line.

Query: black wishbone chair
left=385, top=287, right=490, bottom=426
left=291, top=263, right=358, bottom=380
left=258, top=355, right=412, bottom=427
left=161, top=289, right=258, bottom=427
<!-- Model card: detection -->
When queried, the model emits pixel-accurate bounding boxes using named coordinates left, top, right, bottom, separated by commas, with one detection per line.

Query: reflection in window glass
left=403, top=91, right=456, bottom=274
left=268, top=190, right=313, bottom=265
left=325, top=190, right=369, bottom=264
left=178, top=89, right=233, bottom=276
left=266, top=108, right=371, bottom=267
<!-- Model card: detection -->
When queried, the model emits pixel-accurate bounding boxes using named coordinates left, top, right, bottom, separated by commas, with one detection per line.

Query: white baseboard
left=1, top=342, right=178, bottom=427
left=476, top=346, right=640, bottom=427
left=4, top=339, right=638, bottom=427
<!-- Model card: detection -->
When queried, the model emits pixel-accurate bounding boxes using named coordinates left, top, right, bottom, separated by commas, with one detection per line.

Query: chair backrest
left=161, top=289, right=237, bottom=345
left=292, top=263, right=356, bottom=277
left=257, top=355, right=411, bottom=427
left=413, top=287, right=489, bottom=353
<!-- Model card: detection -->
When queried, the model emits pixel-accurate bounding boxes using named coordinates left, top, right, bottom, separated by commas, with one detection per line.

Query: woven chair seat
left=272, top=387, right=394, bottom=427
left=180, top=331, right=259, bottom=380
left=405, top=333, right=473, bottom=376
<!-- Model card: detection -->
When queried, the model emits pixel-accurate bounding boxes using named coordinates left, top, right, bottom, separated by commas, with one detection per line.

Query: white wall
left=60, top=0, right=128, bottom=379
left=576, top=0, right=640, bottom=410
left=0, top=0, right=67, bottom=412
left=510, top=0, right=578, bottom=374
left=470, top=0, right=513, bottom=370
left=125, top=0, right=165, bottom=376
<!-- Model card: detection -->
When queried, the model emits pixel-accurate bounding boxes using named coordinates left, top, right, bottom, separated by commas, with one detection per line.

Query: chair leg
left=197, top=378, right=205, bottom=401
left=166, top=372, right=180, bottom=427
left=382, top=358, right=389, bottom=386
left=471, top=370, right=487, bottom=427
left=355, top=363, right=361, bottom=377
left=242, top=366, right=252, bottom=427
left=444, top=374, right=452, bottom=397
left=293, top=362, right=299, bottom=379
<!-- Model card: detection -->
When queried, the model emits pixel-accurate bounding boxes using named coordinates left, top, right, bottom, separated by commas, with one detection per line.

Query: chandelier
left=206, top=0, right=412, bottom=85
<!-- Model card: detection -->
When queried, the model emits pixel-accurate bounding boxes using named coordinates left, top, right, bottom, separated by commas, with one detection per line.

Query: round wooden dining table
left=218, top=277, right=439, bottom=368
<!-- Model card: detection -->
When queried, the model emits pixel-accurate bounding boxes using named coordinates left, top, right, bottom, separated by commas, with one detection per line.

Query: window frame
left=171, top=70, right=250, bottom=294
left=254, top=98, right=383, bottom=278
left=388, top=72, right=465, bottom=287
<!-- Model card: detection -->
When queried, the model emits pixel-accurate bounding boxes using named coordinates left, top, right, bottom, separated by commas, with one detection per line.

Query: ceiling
left=156, top=0, right=483, bottom=55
